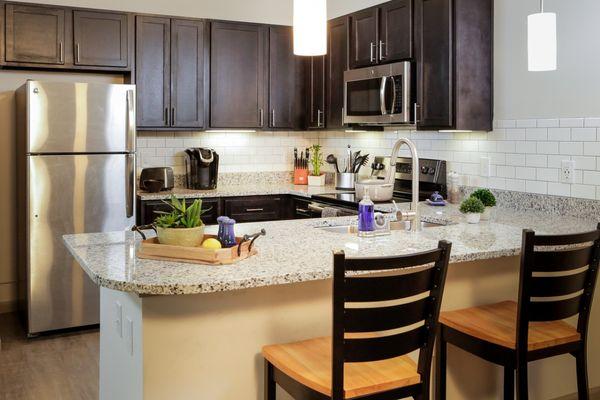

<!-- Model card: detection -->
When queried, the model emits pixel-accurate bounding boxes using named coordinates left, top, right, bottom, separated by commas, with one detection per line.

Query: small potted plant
left=308, top=144, right=326, bottom=186
left=459, top=196, right=485, bottom=224
left=154, top=196, right=208, bottom=247
left=470, top=188, right=497, bottom=221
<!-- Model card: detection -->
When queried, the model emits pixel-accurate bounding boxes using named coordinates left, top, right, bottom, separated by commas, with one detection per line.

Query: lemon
left=201, top=238, right=222, bottom=249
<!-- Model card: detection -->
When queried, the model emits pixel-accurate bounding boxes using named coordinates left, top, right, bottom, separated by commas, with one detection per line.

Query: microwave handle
left=390, top=76, right=397, bottom=115
left=379, top=76, right=388, bottom=116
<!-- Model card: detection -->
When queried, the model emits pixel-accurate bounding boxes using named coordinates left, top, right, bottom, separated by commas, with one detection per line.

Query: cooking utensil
left=353, top=155, right=370, bottom=174
left=326, top=154, right=340, bottom=173
left=347, top=145, right=352, bottom=174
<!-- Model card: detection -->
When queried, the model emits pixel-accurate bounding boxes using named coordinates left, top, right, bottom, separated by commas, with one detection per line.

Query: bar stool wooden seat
left=263, top=241, right=452, bottom=400
left=436, top=226, right=600, bottom=400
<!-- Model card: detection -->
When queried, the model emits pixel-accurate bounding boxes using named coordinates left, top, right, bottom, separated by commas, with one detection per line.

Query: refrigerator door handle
left=126, top=90, right=136, bottom=151
left=126, top=154, right=135, bottom=218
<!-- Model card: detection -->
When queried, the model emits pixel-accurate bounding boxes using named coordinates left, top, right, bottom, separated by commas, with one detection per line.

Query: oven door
left=343, top=62, right=412, bottom=125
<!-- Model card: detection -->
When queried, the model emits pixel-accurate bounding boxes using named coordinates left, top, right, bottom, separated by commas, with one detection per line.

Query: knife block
left=294, top=168, right=308, bottom=185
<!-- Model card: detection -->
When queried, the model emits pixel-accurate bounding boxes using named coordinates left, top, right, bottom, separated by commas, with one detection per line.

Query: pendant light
left=528, top=0, right=557, bottom=71
left=293, top=0, right=327, bottom=56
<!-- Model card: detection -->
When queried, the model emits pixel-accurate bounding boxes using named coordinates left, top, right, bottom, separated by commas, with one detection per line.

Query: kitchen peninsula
left=64, top=202, right=600, bottom=400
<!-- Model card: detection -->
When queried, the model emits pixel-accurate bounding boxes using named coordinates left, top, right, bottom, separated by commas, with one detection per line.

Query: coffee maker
left=184, top=148, right=219, bottom=190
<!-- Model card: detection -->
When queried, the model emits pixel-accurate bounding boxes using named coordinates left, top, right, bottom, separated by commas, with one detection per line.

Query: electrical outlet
left=561, top=160, right=576, bottom=184
left=480, top=157, right=491, bottom=177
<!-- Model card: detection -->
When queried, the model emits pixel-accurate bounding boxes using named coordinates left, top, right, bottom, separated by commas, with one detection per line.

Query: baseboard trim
left=552, top=387, right=600, bottom=400
left=0, top=299, right=17, bottom=314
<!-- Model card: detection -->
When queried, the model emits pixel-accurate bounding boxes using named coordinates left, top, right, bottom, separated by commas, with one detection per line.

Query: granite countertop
left=63, top=203, right=597, bottom=296
left=137, top=184, right=348, bottom=200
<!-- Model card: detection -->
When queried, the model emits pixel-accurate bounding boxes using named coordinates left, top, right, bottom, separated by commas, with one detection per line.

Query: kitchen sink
left=317, top=221, right=444, bottom=234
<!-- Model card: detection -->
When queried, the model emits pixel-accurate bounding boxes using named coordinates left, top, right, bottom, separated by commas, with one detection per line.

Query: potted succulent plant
left=308, top=144, right=326, bottom=186
left=154, top=196, right=208, bottom=247
left=459, top=196, right=485, bottom=224
left=470, top=188, right=497, bottom=221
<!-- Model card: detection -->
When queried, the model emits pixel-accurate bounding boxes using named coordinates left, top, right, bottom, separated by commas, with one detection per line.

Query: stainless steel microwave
left=343, top=61, right=413, bottom=125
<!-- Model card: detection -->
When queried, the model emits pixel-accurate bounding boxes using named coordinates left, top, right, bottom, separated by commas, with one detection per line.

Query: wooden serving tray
left=137, top=234, right=258, bottom=265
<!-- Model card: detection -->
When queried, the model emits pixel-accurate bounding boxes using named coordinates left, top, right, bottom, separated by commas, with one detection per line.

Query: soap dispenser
left=358, top=187, right=375, bottom=237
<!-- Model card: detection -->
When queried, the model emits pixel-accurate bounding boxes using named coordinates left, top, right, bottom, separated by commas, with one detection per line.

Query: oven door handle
left=380, top=76, right=388, bottom=115
left=308, top=203, right=325, bottom=213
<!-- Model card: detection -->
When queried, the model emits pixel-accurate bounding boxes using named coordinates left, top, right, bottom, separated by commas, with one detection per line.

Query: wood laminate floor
left=0, top=313, right=99, bottom=400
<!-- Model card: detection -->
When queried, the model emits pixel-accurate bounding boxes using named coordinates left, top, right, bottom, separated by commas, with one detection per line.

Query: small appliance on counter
left=185, top=148, right=219, bottom=190
left=139, top=167, right=175, bottom=192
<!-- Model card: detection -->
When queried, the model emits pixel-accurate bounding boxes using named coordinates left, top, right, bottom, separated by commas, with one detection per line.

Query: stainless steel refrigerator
left=16, top=81, right=136, bottom=335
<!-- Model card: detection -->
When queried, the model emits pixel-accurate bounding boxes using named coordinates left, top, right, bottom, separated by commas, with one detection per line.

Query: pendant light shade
left=293, top=0, right=327, bottom=56
left=527, top=1, right=557, bottom=71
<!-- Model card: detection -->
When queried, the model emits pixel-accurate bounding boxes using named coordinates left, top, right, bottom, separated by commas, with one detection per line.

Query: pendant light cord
left=540, top=0, right=544, bottom=12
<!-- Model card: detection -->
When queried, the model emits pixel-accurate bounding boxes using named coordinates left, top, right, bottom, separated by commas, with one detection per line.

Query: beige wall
left=0, top=71, right=122, bottom=313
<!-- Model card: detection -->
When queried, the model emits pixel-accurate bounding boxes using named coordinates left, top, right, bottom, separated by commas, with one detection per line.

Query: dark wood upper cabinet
left=136, top=16, right=170, bottom=128
left=171, top=19, right=207, bottom=128
left=415, top=0, right=492, bottom=131
left=306, top=56, right=326, bottom=129
left=5, top=4, right=66, bottom=64
left=379, top=0, right=413, bottom=63
left=73, top=11, right=128, bottom=67
left=326, top=16, right=348, bottom=129
left=268, top=26, right=295, bottom=129
left=349, top=8, right=378, bottom=69
left=210, top=22, right=267, bottom=129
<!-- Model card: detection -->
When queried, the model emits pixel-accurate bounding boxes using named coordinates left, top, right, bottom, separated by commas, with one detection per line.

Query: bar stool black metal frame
left=436, top=225, right=600, bottom=400
left=265, top=240, right=452, bottom=400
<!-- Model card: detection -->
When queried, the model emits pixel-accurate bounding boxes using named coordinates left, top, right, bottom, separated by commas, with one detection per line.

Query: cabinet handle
left=379, top=41, right=386, bottom=61
left=171, top=107, right=176, bottom=125
left=165, top=107, right=169, bottom=126
left=59, top=42, right=64, bottom=63
left=370, top=42, right=376, bottom=63
left=75, top=43, right=80, bottom=63
left=414, top=103, right=420, bottom=124
left=246, top=208, right=264, bottom=212
left=271, top=109, right=276, bottom=127
left=259, top=108, right=264, bottom=127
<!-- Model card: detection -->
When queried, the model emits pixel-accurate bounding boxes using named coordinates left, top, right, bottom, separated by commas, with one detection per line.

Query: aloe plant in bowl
left=470, top=188, right=497, bottom=221
left=154, top=196, right=208, bottom=247
left=459, top=196, right=485, bottom=224
left=308, top=144, right=326, bottom=186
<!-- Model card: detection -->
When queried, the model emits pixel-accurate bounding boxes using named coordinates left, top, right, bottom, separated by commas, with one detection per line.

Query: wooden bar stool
left=262, top=240, right=452, bottom=400
left=436, top=225, right=600, bottom=400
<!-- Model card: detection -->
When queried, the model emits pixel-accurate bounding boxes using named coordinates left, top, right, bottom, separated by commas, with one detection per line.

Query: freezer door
left=27, top=154, right=136, bottom=334
left=25, top=81, right=136, bottom=154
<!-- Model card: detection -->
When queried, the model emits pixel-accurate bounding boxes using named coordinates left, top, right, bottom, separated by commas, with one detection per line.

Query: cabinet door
left=136, top=16, right=170, bottom=128
left=140, top=198, right=220, bottom=225
left=5, top=4, right=65, bottom=64
left=349, top=7, right=378, bottom=69
left=379, top=0, right=413, bottom=63
left=210, top=22, right=267, bottom=128
left=307, top=56, right=326, bottom=129
left=171, top=19, right=207, bottom=129
left=416, top=0, right=453, bottom=129
left=326, top=17, right=348, bottom=129
left=268, top=26, right=295, bottom=129
left=73, top=11, right=128, bottom=67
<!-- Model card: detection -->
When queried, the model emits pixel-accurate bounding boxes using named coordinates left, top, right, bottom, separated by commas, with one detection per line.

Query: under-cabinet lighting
left=205, top=130, right=256, bottom=133
left=293, top=0, right=327, bottom=56
left=528, top=0, right=557, bottom=71
left=438, top=130, right=474, bottom=133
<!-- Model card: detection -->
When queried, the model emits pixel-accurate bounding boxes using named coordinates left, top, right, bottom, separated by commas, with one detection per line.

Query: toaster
left=139, top=167, right=175, bottom=191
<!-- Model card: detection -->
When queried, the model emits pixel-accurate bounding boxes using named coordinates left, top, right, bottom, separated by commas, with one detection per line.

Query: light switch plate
left=114, top=301, right=123, bottom=338
left=480, top=157, right=491, bottom=177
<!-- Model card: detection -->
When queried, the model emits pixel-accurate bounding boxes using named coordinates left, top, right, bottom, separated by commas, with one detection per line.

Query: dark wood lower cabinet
left=137, top=197, right=220, bottom=226
left=223, top=196, right=283, bottom=223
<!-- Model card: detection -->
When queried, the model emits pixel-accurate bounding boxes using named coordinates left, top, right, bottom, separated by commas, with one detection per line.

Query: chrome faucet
left=388, top=138, right=420, bottom=232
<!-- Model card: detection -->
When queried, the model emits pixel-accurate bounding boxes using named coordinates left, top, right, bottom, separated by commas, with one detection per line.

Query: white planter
left=308, top=174, right=326, bottom=186
left=465, top=213, right=481, bottom=224
left=481, top=206, right=494, bottom=221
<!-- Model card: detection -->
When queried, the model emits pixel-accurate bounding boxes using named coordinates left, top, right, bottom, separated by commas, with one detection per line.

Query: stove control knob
left=428, top=168, right=436, bottom=175
left=421, top=166, right=429, bottom=174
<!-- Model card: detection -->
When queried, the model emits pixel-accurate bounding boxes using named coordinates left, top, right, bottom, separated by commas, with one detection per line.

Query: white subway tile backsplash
left=138, top=116, right=600, bottom=201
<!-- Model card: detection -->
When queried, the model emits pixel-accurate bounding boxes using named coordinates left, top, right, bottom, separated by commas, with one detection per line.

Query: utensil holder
left=335, top=173, right=356, bottom=190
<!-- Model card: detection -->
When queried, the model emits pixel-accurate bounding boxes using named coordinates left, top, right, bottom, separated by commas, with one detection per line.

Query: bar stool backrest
left=517, top=224, right=600, bottom=354
left=331, top=240, right=452, bottom=400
